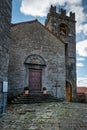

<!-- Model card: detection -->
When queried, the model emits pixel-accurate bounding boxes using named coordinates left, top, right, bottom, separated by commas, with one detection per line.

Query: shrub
left=24, top=86, right=29, bottom=90
left=43, top=87, right=47, bottom=90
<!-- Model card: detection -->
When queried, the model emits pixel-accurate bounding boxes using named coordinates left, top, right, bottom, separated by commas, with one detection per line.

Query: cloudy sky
left=12, top=0, right=87, bottom=87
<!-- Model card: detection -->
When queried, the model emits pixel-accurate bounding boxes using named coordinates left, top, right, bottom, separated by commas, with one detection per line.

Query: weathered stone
left=9, top=20, right=66, bottom=99
left=0, top=0, right=12, bottom=114
left=0, top=102, right=87, bottom=130
left=45, top=5, right=76, bottom=99
left=0, top=3, right=77, bottom=115
left=8, top=6, right=76, bottom=101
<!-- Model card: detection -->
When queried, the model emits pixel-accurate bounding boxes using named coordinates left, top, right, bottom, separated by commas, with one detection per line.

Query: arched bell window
left=60, top=23, right=68, bottom=35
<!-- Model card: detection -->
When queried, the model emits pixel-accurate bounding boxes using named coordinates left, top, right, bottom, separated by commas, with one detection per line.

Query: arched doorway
left=24, top=54, right=46, bottom=92
left=66, top=81, right=72, bottom=101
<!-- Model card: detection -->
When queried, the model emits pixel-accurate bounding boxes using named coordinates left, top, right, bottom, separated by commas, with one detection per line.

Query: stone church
left=9, top=5, right=76, bottom=100
left=0, top=1, right=76, bottom=114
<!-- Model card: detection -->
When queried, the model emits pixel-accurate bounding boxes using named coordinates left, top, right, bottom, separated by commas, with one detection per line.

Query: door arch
left=24, top=54, right=46, bottom=92
left=66, top=81, right=72, bottom=101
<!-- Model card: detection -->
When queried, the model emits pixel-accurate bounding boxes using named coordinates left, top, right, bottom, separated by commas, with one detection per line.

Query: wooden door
left=29, top=69, right=42, bottom=92
left=66, top=82, right=72, bottom=101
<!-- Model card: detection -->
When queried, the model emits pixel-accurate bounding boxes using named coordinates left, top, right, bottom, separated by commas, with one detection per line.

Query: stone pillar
left=0, top=0, right=12, bottom=114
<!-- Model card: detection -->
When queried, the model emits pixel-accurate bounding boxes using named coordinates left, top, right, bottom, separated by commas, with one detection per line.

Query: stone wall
left=0, top=0, right=12, bottom=114
left=8, top=20, right=66, bottom=99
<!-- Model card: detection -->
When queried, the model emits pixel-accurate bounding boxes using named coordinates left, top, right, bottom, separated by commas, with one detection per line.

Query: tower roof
left=45, top=5, right=76, bottom=26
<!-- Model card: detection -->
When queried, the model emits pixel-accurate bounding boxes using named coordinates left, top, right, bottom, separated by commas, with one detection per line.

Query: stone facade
left=9, top=20, right=66, bottom=99
left=8, top=6, right=77, bottom=100
left=45, top=5, right=76, bottom=99
left=0, top=2, right=76, bottom=104
left=0, top=0, right=12, bottom=113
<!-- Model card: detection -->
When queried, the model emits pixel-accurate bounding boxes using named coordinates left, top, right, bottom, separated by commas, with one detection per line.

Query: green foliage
left=43, top=87, right=47, bottom=90
left=24, top=86, right=29, bottom=90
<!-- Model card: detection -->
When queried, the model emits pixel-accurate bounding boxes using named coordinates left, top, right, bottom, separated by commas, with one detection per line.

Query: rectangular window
left=65, top=44, right=68, bottom=56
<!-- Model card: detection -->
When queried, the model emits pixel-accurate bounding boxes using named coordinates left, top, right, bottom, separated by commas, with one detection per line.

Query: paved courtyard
left=0, top=102, right=87, bottom=130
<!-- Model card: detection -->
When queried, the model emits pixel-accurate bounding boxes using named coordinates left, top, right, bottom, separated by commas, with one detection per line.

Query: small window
left=60, top=23, right=67, bottom=35
left=65, top=44, right=68, bottom=56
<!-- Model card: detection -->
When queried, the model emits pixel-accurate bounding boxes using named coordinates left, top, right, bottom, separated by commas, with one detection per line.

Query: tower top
left=50, top=5, right=56, bottom=14
left=46, top=5, right=75, bottom=23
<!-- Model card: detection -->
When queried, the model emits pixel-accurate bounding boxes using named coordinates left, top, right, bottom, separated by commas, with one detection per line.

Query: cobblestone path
left=0, top=102, right=87, bottom=130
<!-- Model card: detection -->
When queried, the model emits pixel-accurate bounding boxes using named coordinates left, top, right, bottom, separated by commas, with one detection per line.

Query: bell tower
left=45, top=5, right=76, bottom=100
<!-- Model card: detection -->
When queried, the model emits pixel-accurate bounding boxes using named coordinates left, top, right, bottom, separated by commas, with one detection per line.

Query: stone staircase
left=9, top=93, right=60, bottom=104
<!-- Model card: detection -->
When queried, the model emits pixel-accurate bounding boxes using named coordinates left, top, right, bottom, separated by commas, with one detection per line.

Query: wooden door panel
left=29, top=69, right=42, bottom=92
left=66, top=82, right=72, bottom=101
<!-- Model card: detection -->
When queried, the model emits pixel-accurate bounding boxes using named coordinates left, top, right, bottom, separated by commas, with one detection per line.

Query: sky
left=12, top=0, right=87, bottom=87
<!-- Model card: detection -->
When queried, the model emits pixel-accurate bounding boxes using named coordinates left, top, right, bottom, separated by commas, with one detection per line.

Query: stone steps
left=9, top=93, right=60, bottom=104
